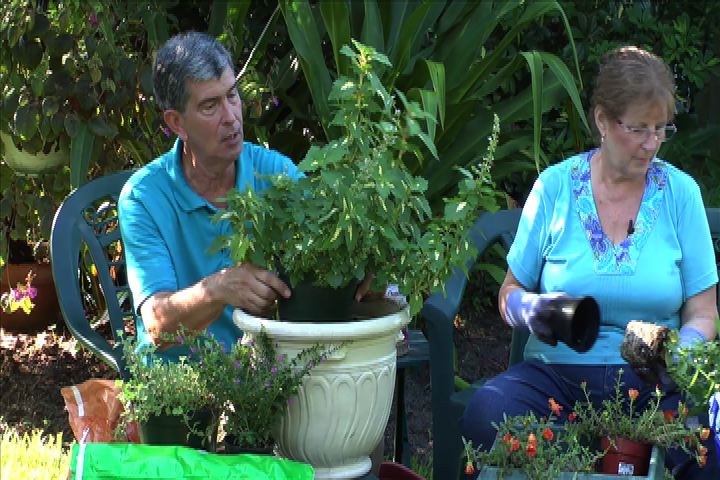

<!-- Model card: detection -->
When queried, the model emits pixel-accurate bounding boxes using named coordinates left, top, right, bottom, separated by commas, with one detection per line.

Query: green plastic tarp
left=69, top=443, right=314, bottom=479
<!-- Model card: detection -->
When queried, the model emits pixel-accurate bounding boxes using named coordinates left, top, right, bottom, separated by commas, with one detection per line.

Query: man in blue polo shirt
left=118, top=32, right=298, bottom=360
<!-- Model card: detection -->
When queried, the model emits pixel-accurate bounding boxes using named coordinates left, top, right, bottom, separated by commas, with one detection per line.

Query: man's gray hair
left=153, top=31, right=234, bottom=112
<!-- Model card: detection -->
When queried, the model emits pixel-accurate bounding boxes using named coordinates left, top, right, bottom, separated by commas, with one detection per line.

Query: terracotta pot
left=0, top=262, right=61, bottom=334
left=600, top=436, right=652, bottom=476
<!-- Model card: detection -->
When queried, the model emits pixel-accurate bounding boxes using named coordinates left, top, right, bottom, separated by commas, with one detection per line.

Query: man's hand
left=354, top=273, right=377, bottom=302
left=210, top=263, right=291, bottom=316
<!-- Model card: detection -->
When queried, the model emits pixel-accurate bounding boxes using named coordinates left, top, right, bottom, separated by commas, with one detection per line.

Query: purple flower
left=161, top=126, right=171, bottom=138
left=277, top=354, right=285, bottom=362
left=11, top=289, right=24, bottom=301
left=234, top=378, right=242, bottom=384
left=26, top=286, right=37, bottom=299
left=234, top=361, right=242, bottom=369
left=319, top=355, right=326, bottom=363
left=88, top=12, right=98, bottom=28
left=264, top=382, right=271, bottom=389
left=189, top=346, right=196, bottom=353
left=270, top=96, right=280, bottom=107
left=176, top=335, right=184, bottom=344
left=271, top=367, right=278, bottom=376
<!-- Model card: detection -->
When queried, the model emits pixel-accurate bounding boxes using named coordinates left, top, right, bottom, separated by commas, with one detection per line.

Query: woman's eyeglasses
left=616, top=120, right=677, bottom=144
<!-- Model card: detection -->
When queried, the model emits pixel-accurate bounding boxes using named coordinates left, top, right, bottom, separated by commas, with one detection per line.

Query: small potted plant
left=462, top=398, right=603, bottom=479
left=117, top=335, right=218, bottom=451
left=571, top=369, right=707, bottom=475
left=116, top=328, right=332, bottom=453
left=181, top=329, right=336, bottom=453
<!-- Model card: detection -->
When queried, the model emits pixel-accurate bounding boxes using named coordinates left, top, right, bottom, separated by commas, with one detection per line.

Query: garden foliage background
left=0, top=0, right=718, bottom=475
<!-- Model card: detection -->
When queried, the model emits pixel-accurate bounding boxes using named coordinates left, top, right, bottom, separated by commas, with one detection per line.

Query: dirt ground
left=0, top=278, right=510, bottom=474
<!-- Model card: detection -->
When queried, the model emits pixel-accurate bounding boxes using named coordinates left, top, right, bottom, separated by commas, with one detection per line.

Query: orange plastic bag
left=61, top=378, right=140, bottom=443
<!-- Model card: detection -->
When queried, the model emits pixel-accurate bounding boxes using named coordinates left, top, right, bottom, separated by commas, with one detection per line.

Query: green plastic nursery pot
left=139, top=410, right=217, bottom=451
left=600, top=436, right=652, bottom=476
left=277, top=276, right=359, bottom=322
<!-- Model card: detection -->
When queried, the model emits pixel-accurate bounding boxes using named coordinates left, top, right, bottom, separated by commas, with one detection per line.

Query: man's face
left=177, top=68, right=244, bottom=164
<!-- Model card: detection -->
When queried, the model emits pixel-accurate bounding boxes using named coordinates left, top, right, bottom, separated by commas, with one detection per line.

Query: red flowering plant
left=462, top=398, right=603, bottom=479
left=570, top=369, right=707, bottom=466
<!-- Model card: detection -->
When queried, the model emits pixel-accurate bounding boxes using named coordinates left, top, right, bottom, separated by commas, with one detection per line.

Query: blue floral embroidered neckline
left=571, top=150, right=668, bottom=275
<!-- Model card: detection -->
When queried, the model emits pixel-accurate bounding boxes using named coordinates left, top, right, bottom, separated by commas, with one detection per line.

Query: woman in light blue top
left=461, top=46, right=718, bottom=479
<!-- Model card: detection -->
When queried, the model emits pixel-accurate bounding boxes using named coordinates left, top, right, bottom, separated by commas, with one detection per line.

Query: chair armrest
left=422, top=265, right=468, bottom=326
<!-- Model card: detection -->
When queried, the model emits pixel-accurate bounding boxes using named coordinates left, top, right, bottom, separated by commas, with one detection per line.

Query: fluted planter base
left=233, top=301, right=409, bottom=479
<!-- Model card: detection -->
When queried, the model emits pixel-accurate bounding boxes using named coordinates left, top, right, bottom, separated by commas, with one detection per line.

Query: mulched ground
left=0, top=276, right=510, bottom=474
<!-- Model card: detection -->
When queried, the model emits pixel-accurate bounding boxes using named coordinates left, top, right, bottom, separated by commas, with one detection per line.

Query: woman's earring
left=601, top=134, right=605, bottom=144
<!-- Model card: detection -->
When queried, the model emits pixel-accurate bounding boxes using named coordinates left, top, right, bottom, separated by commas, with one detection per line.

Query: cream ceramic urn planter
left=233, top=302, right=410, bottom=479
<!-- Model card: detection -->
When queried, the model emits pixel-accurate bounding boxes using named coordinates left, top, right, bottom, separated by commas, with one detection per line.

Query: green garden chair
left=50, top=170, right=136, bottom=379
left=420, top=207, right=720, bottom=480
left=420, top=208, right=522, bottom=480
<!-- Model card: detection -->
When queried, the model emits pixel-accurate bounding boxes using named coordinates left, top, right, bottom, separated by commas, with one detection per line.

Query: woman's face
left=595, top=101, right=671, bottom=181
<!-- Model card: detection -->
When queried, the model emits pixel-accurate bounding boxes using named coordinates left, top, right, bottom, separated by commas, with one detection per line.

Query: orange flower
left=567, top=412, right=577, bottom=422
left=542, top=427, right=554, bottom=441
left=527, top=433, right=537, bottom=445
left=700, top=428, right=711, bottom=441
left=699, top=446, right=708, bottom=456
left=548, top=398, right=563, bottom=415
left=663, top=410, right=675, bottom=423
left=628, top=388, right=639, bottom=400
left=681, top=404, right=689, bottom=416
left=698, top=454, right=707, bottom=468
left=526, top=442, right=537, bottom=457
left=509, top=438, right=520, bottom=453
left=501, top=432, right=512, bottom=445
left=464, top=463, right=475, bottom=475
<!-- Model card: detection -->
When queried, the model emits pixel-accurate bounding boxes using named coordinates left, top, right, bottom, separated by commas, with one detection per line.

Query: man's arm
left=140, top=263, right=291, bottom=345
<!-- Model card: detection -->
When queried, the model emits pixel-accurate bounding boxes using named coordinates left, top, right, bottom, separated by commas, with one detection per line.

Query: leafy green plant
left=665, top=318, right=720, bottom=414
left=0, top=0, right=170, bottom=181
left=462, top=399, right=602, bottom=480
left=213, top=40, right=500, bottom=315
left=184, top=329, right=336, bottom=450
left=0, top=0, right=174, bottom=269
left=571, top=369, right=704, bottom=459
left=116, top=336, right=216, bottom=443
left=0, top=425, right=71, bottom=480
left=117, top=328, right=333, bottom=451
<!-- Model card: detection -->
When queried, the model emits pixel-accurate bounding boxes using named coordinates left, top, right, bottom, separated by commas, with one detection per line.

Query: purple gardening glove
left=505, top=290, right=570, bottom=346
left=634, top=325, right=706, bottom=387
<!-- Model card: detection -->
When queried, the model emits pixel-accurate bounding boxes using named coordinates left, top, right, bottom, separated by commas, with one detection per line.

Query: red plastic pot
left=600, top=436, right=652, bottom=476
